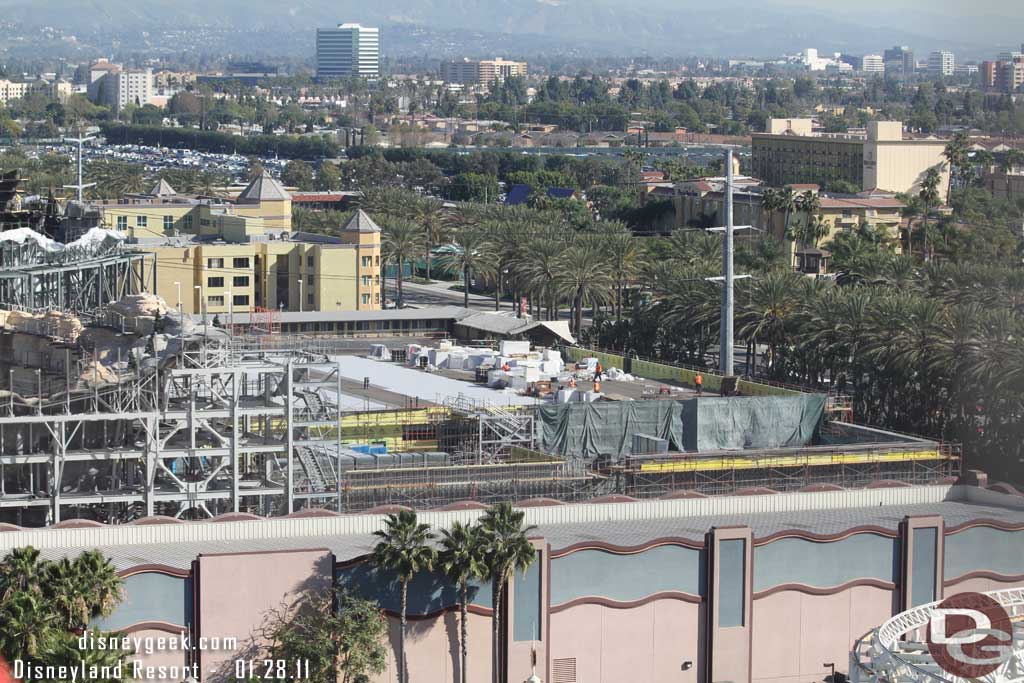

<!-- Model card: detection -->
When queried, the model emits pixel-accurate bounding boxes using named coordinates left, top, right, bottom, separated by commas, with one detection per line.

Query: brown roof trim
left=433, top=501, right=490, bottom=512
left=129, top=516, right=185, bottom=526
left=210, top=512, right=264, bottom=523
left=118, top=564, right=191, bottom=579
left=944, top=519, right=1024, bottom=534
left=943, top=570, right=1024, bottom=587
left=285, top=509, right=342, bottom=519
left=198, top=547, right=331, bottom=559
left=550, top=591, right=702, bottom=613
left=119, top=621, right=187, bottom=635
left=52, top=519, right=105, bottom=529
left=550, top=537, right=704, bottom=558
left=987, top=482, right=1024, bottom=496
left=753, top=578, right=895, bottom=599
left=514, top=497, right=566, bottom=508
left=754, top=526, right=898, bottom=545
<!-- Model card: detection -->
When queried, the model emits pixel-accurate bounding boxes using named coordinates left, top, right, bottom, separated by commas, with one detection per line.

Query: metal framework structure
left=852, top=587, right=1024, bottom=683
left=0, top=233, right=153, bottom=316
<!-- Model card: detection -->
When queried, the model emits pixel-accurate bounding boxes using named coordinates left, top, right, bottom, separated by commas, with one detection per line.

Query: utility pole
left=720, top=149, right=735, bottom=379
left=62, top=131, right=95, bottom=201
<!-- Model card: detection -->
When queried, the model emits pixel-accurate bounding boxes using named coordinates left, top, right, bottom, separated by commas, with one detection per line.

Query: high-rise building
left=981, top=61, right=999, bottom=89
left=995, top=57, right=1024, bottom=93
left=927, top=50, right=955, bottom=77
left=85, top=61, right=153, bottom=111
left=861, top=55, right=885, bottom=74
left=440, top=58, right=528, bottom=85
left=315, top=23, right=380, bottom=79
left=883, top=45, right=915, bottom=77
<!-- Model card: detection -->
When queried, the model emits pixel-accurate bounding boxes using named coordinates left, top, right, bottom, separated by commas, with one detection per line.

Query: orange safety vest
left=695, top=374, right=703, bottom=386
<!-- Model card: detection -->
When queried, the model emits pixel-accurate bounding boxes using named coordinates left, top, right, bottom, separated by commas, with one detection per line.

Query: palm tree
left=918, top=165, right=942, bottom=262
left=437, top=521, right=486, bottom=683
left=598, top=221, right=645, bottom=320
left=478, top=503, right=537, bottom=683
left=0, top=591, right=52, bottom=660
left=777, top=187, right=797, bottom=239
left=73, top=550, right=123, bottom=623
left=557, top=241, right=614, bottom=337
left=942, top=132, right=970, bottom=195
left=438, top=226, right=497, bottom=308
left=0, top=546, right=43, bottom=599
left=371, top=510, right=436, bottom=683
left=382, top=218, right=425, bottom=307
left=760, top=188, right=779, bottom=236
left=413, top=197, right=446, bottom=280
left=42, top=558, right=90, bottom=631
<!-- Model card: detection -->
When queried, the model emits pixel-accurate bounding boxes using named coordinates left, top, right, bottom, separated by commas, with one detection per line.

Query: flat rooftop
left=4, top=484, right=1021, bottom=571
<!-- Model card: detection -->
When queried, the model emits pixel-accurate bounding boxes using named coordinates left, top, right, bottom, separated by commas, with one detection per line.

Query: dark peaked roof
left=149, top=179, right=176, bottom=197
left=237, top=171, right=291, bottom=202
left=342, top=209, right=381, bottom=233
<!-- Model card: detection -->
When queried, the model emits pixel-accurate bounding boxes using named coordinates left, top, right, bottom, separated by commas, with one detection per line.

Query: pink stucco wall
left=943, top=577, right=1024, bottom=595
left=751, top=586, right=895, bottom=683
left=124, top=627, right=189, bottom=682
left=369, top=611, right=493, bottom=683
left=196, top=549, right=333, bottom=682
left=548, top=599, right=703, bottom=683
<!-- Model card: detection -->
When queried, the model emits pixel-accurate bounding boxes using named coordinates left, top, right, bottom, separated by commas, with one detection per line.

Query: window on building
left=233, top=276, right=249, bottom=287
left=183, top=214, right=193, bottom=229
left=361, top=256, right=372, bottom=267
left=233, top=257, right=250, bottom=268
left=207, top=295, right=225, bottom=307
left=116, top=215, right=128, bottom=230
left=233, top=294, right=249, bottom=306
left=362, top=276, right=371, bottom=287
left=207, top=258, right=224, bottom=269
left=361, top=294, right=370, bottom=305
left=306, top=255, right=315, bottom=267
left=306, top=274, right=314, bottom=285
left=163, top=215, right=174, bottom=231
left=307, top=293, right=314, bottom=306
left=207, top=277, right=225, bottom=287
left=136, top=215, right=147, bottom=227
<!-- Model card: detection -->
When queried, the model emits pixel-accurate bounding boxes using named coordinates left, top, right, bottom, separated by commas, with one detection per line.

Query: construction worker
left=594, top=379, right=601, bottom=393
left=594, top=361, right=604, bottom=382
left=502, top=362, right=511, bottom=372
left=695, top=372, right=703, bottom=396
left=568, top=377, right=577, bottom=389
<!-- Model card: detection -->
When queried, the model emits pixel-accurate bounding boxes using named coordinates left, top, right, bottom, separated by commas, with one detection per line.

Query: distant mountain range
left=5, top=0, right=1022, bottom=59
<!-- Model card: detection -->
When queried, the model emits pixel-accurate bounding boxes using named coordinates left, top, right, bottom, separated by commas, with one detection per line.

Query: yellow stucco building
left=98, top=174, right=381, bottom=315
left=751, top=120, right=951, bottom=199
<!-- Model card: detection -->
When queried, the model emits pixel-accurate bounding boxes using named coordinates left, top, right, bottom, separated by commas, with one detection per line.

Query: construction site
left=0, top=155, right=961, bottom=527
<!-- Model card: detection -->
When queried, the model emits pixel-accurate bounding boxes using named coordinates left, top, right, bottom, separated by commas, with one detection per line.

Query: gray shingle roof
left=149, top=179, right=176, bottom=197
left=342, top=209, right=381, bottom=233
left=237, top=171, right=291, bottom=202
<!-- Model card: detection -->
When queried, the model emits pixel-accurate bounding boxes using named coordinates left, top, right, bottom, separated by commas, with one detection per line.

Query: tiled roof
left=149, top=179, right=176, bottom=197
left=12, top=491, right=1024, bottom=570
left=237, top=171, right=291, bottom=202
left=342, top=209, right=381, bottom=233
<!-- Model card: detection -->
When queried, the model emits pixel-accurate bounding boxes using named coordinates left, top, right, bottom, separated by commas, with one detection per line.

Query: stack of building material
left=367, top=344, right=392, bottom=361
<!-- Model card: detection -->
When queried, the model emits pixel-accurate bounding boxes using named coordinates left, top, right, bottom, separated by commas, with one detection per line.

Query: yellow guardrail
left=637, top=449, right=947, bottom=473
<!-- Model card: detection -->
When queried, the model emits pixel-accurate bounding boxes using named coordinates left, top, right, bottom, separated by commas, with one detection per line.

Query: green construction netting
left=538, top=395, right=826, bottom=461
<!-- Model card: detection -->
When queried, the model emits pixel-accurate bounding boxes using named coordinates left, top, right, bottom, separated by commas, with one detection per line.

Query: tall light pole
left=720, top=149, right=735, bottom=379
left=62, top=131, right=96, bottom=202
left=174, top=281, right=183, bottom=363
left=224, top=290, right=233, bottom=336
left=297, top=278, right=303, bottom=313
left=194, top=285, right=207, bottom=337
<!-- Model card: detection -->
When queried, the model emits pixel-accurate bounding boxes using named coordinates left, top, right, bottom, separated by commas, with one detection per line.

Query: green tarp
left=538, top=395, right=826, bottom=461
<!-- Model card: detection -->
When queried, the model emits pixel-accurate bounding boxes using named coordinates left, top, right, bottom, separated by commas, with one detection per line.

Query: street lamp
left=194, top=285, right=207, bottom=337
left=823, top=663, right=835, bottom=683
left=173, top=281, right=183, bottom=361
left=297, top=278, right=303, bottom=313
left=224, top=290, right=233, bottom=335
